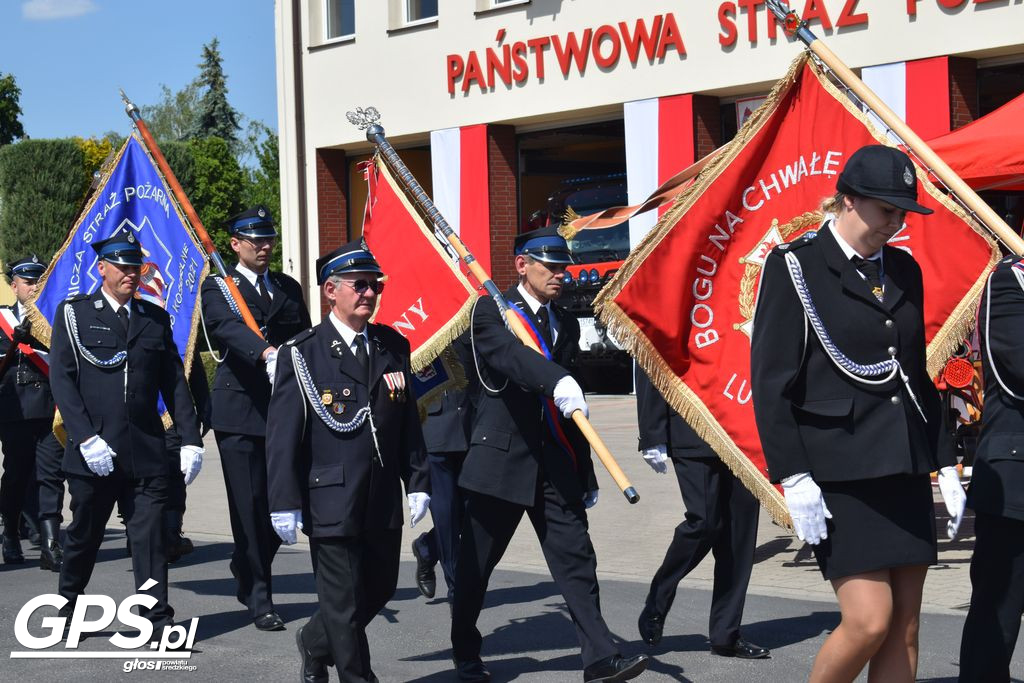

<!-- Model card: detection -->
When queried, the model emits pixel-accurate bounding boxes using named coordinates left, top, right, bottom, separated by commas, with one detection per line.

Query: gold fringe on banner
left=594, top=51, right=999, bottom=528
left=371, top=154, right=476, bottom=374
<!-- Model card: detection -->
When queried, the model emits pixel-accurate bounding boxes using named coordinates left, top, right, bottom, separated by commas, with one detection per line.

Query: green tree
left=0, top=73, right=26, bottom=146
left=0, top=139, right=88, bottom=264
left=191, top=38, right=242, bottom=152
left=186, top=136, right=244, bottom=258
left=241, top=121, right=282, bottom=270
left=141, top=82, right=201, bottom=142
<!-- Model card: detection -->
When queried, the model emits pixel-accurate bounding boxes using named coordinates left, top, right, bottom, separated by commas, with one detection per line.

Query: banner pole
left=764, top=0, right=1024, bottom=255
left=347, top=107, right=639, bottom=504
left=119, top=90, right=264, bottom=337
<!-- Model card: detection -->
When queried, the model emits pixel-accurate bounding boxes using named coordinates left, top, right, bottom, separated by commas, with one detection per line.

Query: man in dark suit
left=266, top=240, right=430, bottom=683
left=411, top=336, right=474, bottom=603
left=201, top=205, right=311, bottom=631
left=634, top=370, right=768, bottom=659
left=49, top=226, right=203, bottom=631
left=450, top=226, right=649, bottom=683
left=0, top=254, right=65, bottom=569
left=959, top=255, right=1024, bottom=681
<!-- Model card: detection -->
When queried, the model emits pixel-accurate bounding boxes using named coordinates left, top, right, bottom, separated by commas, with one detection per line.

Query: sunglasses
left=339, top=279, right=385, bottom=295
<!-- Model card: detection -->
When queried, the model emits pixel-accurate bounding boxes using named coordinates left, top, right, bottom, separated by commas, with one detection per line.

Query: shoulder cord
left=784, top=251, right=926, bottom=421
left=63, top=303, right=126, bottom=369
left=469, top=296, right=509, bottom=395
left=199, top=276, right=243, bottom=366
left=984, top=269, right=1024, bottom=401
left=289, top=344, right=383, bottom=464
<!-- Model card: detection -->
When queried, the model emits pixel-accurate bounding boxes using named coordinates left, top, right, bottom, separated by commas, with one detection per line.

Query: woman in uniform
left=751, top=145, right=966, bottom=682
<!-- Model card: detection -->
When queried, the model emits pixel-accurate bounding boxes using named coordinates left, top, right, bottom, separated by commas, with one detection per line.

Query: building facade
left=275, top=0, right=1024, bottom=320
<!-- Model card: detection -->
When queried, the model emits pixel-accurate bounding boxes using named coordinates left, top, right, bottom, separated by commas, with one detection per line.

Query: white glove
left=553, top=376, right=588, bottom=419
left=264, top=349, right=278, bottom=386
left=781, top=472, right=832, bottom=545
left=179, top=445, right=204, bottom=486
left=582, top=489, right=599, bottom=509
left=642, top=444, right=669, bottom=474
left=79, top=435, right=115, bottom=477
left=937, top=466, right=967, bottom=540
left=270, top=509, right=303, bottom=545
left=408, top=492, right=430, bottom=528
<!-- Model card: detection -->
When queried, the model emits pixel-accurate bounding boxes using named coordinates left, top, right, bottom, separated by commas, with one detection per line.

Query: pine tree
left=190, top=38, right=241, bottom=151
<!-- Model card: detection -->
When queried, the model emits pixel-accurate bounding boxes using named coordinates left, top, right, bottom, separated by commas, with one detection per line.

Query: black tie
left=537, top=306, right=553, bottom=349
left=117, top=306, right=129, bottom=332
left=256, top=275, right=272, bottom=309
left=852, top=256, right=884, bottom=302
left=353, top=335, right=369, bottom=383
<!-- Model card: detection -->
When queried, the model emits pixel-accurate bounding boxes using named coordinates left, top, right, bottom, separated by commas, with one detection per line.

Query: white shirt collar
left=517, top=283, right=550, bottom=315
left=15, top=302, right=25, bottom=320
left=827, top=217, right=883, bottom=263
left=235, top=263, right=268, bottom=289
left=100, top=289, right=131, bottom=317
left=328, top=312, right=368, bottom=349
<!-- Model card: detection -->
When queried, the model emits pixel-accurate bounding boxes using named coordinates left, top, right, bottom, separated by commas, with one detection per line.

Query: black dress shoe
left=583, top=654, right=649, bottom=682
left=638, top=606, right=664, bottom=645
left=454, top=657, right=491, bottom=681
left=710, top=638, right=770, bottom=659
left=254, top=611, right=286, bottom=631
left=296, top=626, right=329, bottom=683
left=2, top=534, right=24, bottom=564
left=411, top=541, right=436, bottom=599
left=39, top=519, right=63, bottom=572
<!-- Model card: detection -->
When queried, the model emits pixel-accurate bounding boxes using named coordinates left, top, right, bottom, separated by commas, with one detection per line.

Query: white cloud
left=22, top=0, right=98, bottom=21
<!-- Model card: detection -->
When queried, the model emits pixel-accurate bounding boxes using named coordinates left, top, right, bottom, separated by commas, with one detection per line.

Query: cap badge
left=31, top=255, right=39, bottom=263
left=903, top=165, right=914, bottom=187
left=258, top=208, right=266, bottom=218
left=127, top=232, right=136, bottom=243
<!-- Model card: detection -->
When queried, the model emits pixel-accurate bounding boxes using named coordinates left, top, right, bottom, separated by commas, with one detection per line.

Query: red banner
left=595, top=55, right=999, bottom=524
left=362, top=156, right=477, bottom=372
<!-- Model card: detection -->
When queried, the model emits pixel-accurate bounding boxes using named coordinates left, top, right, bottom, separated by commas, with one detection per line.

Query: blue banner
left=32, top=135, right=207, bottom=378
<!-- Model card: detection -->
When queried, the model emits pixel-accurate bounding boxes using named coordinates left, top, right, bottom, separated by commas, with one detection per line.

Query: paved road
left=1, top=396, right=1021, bottom=681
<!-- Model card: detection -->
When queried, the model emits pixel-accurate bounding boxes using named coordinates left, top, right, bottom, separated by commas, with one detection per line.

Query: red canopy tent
left=927, top=92, right=1024, bottom=192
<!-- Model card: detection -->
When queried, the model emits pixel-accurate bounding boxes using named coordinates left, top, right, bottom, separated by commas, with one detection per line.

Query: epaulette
left=774, top=231, right=818, bottom=254
left=996, top=255, right=1023, bottom=271
left=65, top=293, right=91, bottom=303
left=284, top=328, right=315, bottom=346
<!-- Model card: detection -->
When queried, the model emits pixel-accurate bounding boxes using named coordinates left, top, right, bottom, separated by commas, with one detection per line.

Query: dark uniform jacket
left=751, top=224, right=953, bottom=484
left=49, top=291, right=203, bottom=478
left=970, top=257, right=1024, bottom=521
left=458, top=287, right=596, bottom=508
left=0, top=305, right=54, bottom=422
left=635, top=370, right=714, bottom=459
left=422, top=335, right=475, bottom=454
left=201, top=267, right=311, bottom=436
left=266, top=321, right=430, bottom=538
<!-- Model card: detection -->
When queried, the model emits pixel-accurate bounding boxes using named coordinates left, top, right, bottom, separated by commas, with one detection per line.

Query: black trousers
left=301, top=530, right=402, bottom=682
left=412, top=451, right=466, bottom=596
left=36, top=430, right=65, bottom=522
left=60, top=472, right=172, bottom=628
left=646, top=454, right=759, bottom=648
left=451, top=478, right=618, bottom=668
left=215, top=431, right=280, bottom=617
left=0, top=419, right=63, bottom=525
left=959, top=511, right=1024, bottom=682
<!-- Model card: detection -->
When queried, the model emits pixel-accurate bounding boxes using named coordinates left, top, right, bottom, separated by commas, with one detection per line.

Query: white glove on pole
left=179, top=445, right=204, bottom=485
left=641, top=444, right=669, bottom=474
left=79, top=435, right=115, bottom=477
left=264, top=349, right=278, bottom=387
left=781, top=472, right=832, bottom=545
left=937, top=466, right=967, bottom=540
left=553, top=376, right=588, bottom=419
left=582, top=489, right=599, bottom=509
left=270, top=510, right=302, bottom=545
left=408, top=492, right=430, bottom=528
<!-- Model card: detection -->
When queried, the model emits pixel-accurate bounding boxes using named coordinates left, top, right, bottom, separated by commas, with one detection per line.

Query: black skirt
left=812, top=474, right=937, bottom=580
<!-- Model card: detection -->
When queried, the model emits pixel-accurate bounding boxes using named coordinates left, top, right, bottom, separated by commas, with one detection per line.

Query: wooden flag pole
left=764, top=0, right=1024, bottom=255
left=347, top=107, right=639, bottom=504
left=120, top=90, right=264, bottom=337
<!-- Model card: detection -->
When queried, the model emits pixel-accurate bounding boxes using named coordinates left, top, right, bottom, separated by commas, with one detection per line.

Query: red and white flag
left=595, top=54, right=1000, bottom=524
left=361, top=156, right=478, bottom=372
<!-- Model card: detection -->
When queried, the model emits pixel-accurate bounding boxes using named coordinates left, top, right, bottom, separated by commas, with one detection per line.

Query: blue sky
left=0, top=0, right=278, bottom=140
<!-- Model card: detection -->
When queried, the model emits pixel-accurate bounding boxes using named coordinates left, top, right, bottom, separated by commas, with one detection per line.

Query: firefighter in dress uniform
left=266, top=241, right=430, bottom=683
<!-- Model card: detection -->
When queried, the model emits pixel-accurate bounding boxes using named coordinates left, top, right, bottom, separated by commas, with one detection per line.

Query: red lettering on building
left=837, top=0, right=869, bottom=27
left=656, top=12, right=687, bottom=59
left=619, top=16, right=662, bottom=63
left=592, top=25, right=622, bottom=69
left=552, top=29, right=593, bottom=77
left=718, top=3, right=738, bottom=48
left=801, top=0, right=833, bottom=31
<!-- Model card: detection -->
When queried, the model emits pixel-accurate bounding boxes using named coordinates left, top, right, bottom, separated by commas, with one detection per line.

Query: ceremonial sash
left=0, top=308, right=49, bottom=377
left=507, top=303, right=577, bottom=470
